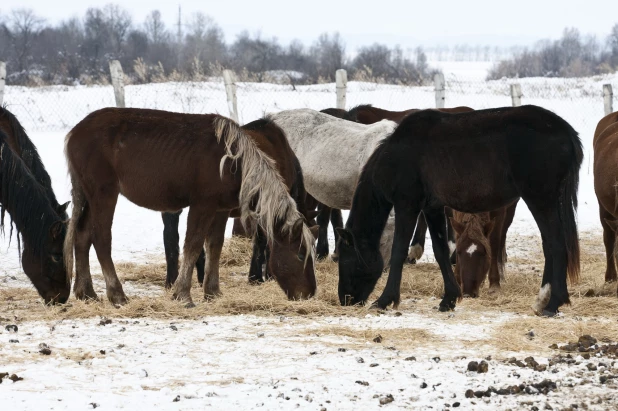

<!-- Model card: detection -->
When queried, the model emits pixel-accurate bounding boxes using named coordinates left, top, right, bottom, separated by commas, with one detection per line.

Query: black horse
left=161, top=118, right=314, bottom=288
left=0, top=119, right=69, bottom=303
left=337, top=106, right=582, bottom=316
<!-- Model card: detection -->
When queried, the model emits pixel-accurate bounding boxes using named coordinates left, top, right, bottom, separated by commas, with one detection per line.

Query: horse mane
left=345, top=104, right=373, bottom=121
left=0, top=128, right=62, bottom=257
left=0, top=105, right=64, bottom=217
left=214, top=116, right=315, bottom=261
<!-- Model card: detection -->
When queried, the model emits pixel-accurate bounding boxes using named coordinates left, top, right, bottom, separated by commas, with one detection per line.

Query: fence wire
left=3, top=75, right=614, bottom=145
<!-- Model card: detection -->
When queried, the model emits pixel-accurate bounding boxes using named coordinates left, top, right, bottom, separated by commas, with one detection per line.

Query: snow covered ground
left=1, top=63, right=618, bottom=409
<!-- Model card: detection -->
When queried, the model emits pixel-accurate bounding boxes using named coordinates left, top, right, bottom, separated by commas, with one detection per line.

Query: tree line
left=0, top=5, right=436, bottom=86
left=487, top=25, right=618, bottom=79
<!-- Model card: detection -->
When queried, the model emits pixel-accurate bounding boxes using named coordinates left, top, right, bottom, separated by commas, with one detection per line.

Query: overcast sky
left=1, top=0, right=616, bottom=50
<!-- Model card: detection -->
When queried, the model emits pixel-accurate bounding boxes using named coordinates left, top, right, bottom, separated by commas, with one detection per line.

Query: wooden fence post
left=336, top=69, right=347, bottom=109
left=434, top=73, right=445, bottom=108
left=510, top=84, right=522, bottom=107
left=0, top=62, right=6, bottom=106
left=109, top=60, right=126, bottom=108
left=223, top=70, right=239, bottom=124
left=604, top=84, right=614, bottom=116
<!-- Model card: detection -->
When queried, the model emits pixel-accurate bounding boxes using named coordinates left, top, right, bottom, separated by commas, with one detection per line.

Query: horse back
left=376, top=106, right=580, bottom=212
left=594, top=120, right=618, bottom=216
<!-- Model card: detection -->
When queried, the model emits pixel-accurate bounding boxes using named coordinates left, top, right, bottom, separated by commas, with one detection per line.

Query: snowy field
left=1, top=62, right=618, bottom=409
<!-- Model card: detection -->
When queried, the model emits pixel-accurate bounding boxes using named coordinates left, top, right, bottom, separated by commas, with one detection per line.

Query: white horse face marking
left=466, top=243, right=478, bottom=256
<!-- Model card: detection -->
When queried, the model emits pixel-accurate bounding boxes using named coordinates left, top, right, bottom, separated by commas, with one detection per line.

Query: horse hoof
left=330, top=254, right=339, bottom=263
left=541, top=309, right=558, bottom=317
left=204, top=292, right=222, bottom=301
left=109, top=294, right=128, bottom=306
left=184, top=302, right=196, bottom=309
left=407, top=258, right=417, bottom=264
left=488, top=285, right=501, bottom=295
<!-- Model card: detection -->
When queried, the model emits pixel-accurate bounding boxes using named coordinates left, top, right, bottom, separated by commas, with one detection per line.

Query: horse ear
left=336, top=228, right=354, bottom=246
left=292, top=218, right=304, bottom=239
left=605, top=218, right=618, bottom=233
left=57, top=201, right=70, bottom=216
left=50, top=221, right=64, bottom=240
left=309, top=225, right=319, bottom=240
left=449, top=217, right=465, bottom=236
left=483, top=218, right=496, bottom=237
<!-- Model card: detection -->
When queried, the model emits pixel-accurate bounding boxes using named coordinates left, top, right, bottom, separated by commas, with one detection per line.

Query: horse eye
left=297, top=253, right=305, bottom=261
left=51, top=255, right=62, bottom=263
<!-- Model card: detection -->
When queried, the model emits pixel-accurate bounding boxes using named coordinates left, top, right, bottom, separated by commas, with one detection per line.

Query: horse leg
left=203, top=211, right=228, bottom=299
left=248, top=227, right=268, bottom=284
left=172, top=206, right=216, bottom=305
left=487, top=207, right=507, bottom=294
left=232, top=218, right=247, bottom=237
left=526, top=201, right=569, bottom=316
left=316, top=204, right=331, bottom=260
left=89, top=190, right=127, bottom=305
left=407, top=212, right=427, bottom=264
left=599, top=202, right=618, bottom=282
left=330, top=208, right=344, bottom=262
left=501, top=200, right=518, bottom=266
left=446, top=208, right=457, bottom=265
left=425, top=208, right=461, bottom=311
left=373, top=204, right=419, bottom=309
left=73, top=203, right=97, bottom=301
left=162, top=211, right=181, bottom=288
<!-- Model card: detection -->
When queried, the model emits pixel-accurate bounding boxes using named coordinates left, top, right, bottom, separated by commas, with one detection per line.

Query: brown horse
left=0, top=106, right=70, bottom=303
left=449, top=201, right=518, bottom=297
left=345, top=104, right=474, bottom=124
left=345, top=104, right=475, bottom=265
left=593, top=111, right=618, bottom=291
left=64, top=108, right=317, bottom=305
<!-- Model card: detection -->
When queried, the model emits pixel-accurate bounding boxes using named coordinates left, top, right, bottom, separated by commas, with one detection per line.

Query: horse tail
left=63, top=134, right=86, bottom=285
left=213, top=116, right=315, bottom=262
left=560, top=128, right=584, bottom=288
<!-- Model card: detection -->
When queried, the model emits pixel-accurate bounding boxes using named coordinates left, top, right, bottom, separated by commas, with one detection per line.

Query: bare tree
left=4, top=9, right=45, bottom=72
left=310, top=32, right=345, bottom=80
left=104, top=4, right=132, bottom=55
left=144, top=10, right=168, bottom=44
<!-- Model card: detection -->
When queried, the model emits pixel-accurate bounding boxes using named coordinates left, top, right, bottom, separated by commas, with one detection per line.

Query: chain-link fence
left=1, top=64, right=615, bottom=144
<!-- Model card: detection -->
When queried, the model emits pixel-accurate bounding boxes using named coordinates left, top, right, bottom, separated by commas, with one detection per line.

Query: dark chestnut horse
left=161, top=120, right=319, bottom=288
left=344, top=104, right=475, bottom=265
left=0, top=107, right=70, bottom=303
left=450, top=200, right=518, bottom=297
left=337, top=106, right=582, bottom=316
left=64, top=108, right=317, bottom=305
left=593, top=111, right=618, bottom=292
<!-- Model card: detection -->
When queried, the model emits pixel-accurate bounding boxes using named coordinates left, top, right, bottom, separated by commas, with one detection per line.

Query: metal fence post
left=434, top=73, right=445, bottom=108
left=223, top=70, right=239, bottom=124
left=0, top=62, right=6, bottom=106
left=510, top=84, right=522, bottom=107
left=336, top=69, right=347, bottom=109
left=109, top=60, right=126, bottom=108
left=604, top=84, right=614, bottom=116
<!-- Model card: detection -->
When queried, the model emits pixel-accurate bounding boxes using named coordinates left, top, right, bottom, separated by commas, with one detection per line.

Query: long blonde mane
left=213, top=117, right=314, bottom=261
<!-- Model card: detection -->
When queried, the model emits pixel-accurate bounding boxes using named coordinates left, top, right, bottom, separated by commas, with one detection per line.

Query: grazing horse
left=160, top=119, right=318, bottom=288
left=268, top=109, right=398, bottom=266
left=449, top=201, right=518, bottom=297
left=345, top=104, right=475, bottom=265
left=0, top=106, right=70, bottom=303
left=593, top=111, right=618, bottom=292
left=337, top=106, right=582, bottom=316
left=64, top=108, right=317, bottom=305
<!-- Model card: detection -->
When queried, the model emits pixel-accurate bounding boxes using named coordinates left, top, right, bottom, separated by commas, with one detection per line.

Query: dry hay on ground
left=1, top=233, right=617, bottom=355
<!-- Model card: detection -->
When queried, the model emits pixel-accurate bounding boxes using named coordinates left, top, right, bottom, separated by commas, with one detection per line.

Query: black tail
left=560, top=128, right=584, bottom=288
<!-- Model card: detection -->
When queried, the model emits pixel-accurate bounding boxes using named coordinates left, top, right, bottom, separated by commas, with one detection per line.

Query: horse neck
left=1, top=138, right=60, bottom=254
left=0, top=111, right=62, bottom=213
left=346, top=176, right=392, bottom=249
